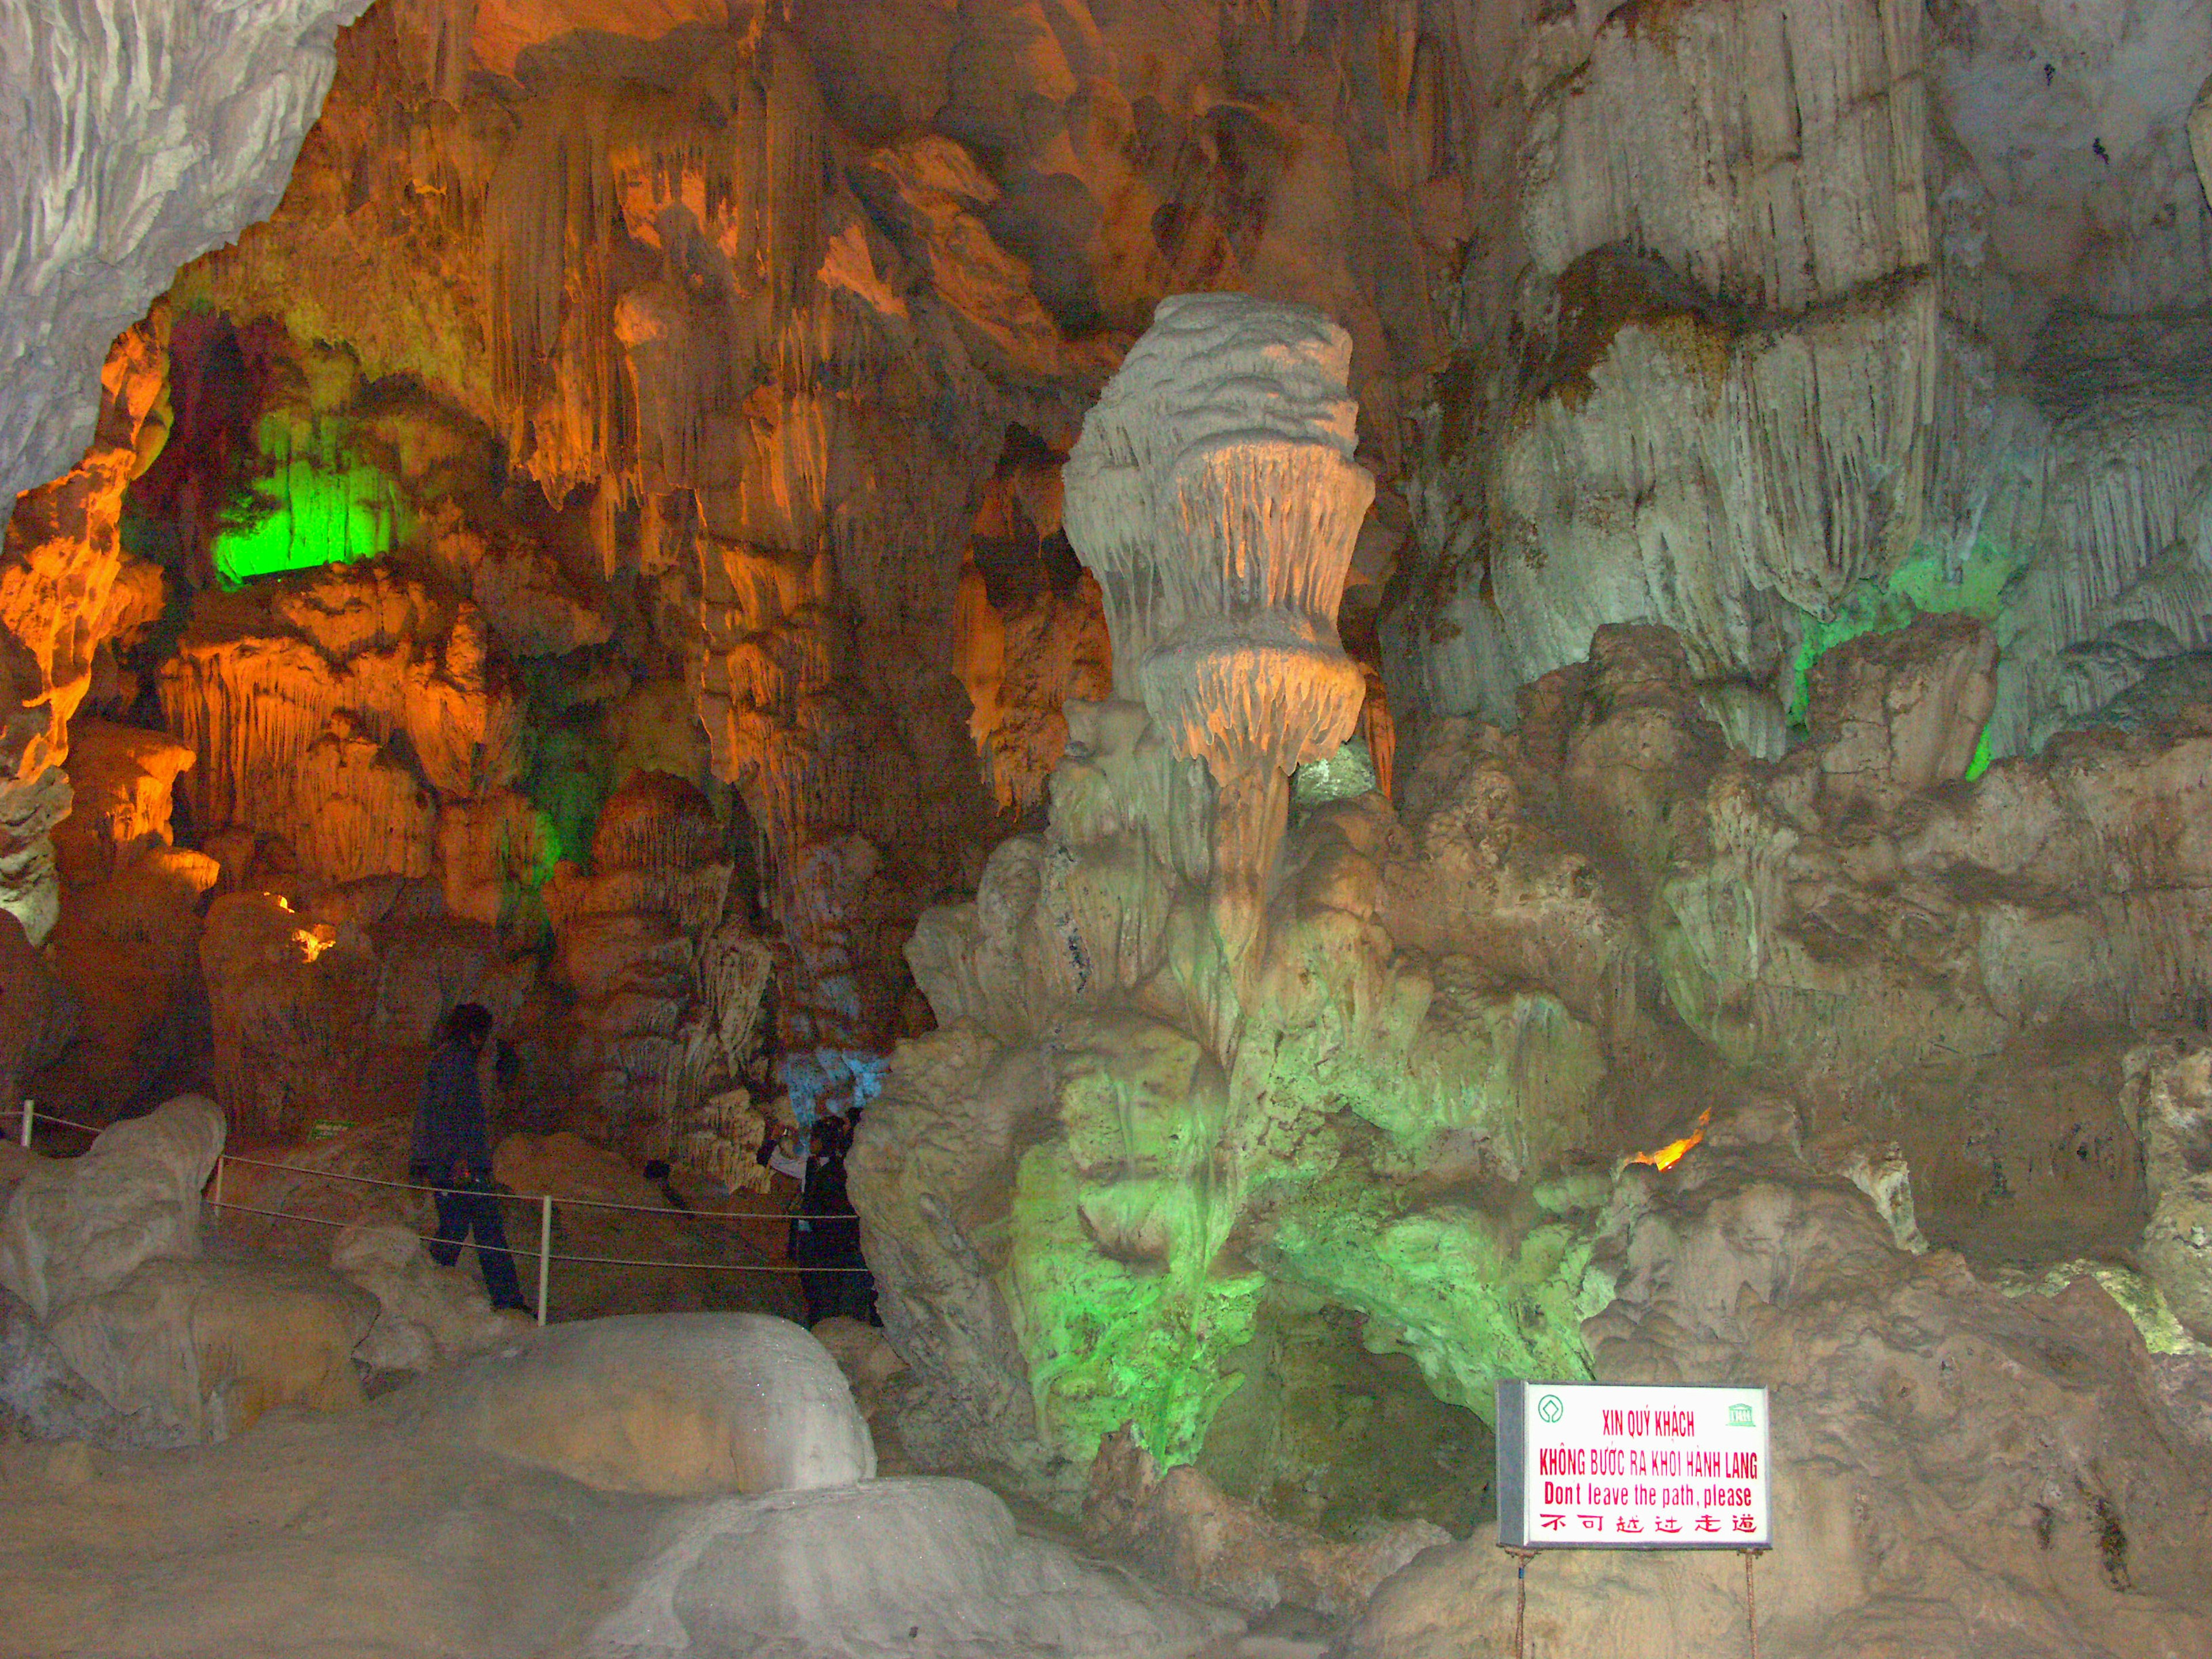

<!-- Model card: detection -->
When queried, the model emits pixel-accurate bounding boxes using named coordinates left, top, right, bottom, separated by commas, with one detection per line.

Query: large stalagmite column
left=1063, top=296, right=1373, bottom=987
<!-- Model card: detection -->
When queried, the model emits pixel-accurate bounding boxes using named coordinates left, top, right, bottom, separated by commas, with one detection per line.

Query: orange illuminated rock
left=51, top=721, right=196, bottom=888
left=1, top=320, right=171, bottom=942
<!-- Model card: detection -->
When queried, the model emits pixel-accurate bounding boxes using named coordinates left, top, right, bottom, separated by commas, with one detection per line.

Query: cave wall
left=1389, top=0, right=2212, bottom=764
left=0, top=0, right=376, bottom=502
left=1, top=2, right=2210, bottom=1601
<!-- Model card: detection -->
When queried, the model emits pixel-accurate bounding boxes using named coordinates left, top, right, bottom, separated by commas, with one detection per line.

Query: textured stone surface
left=0, top=1285, right=185, bottom=1448
left=1340, top=1113, right=2212, bottom=1659
left=0, top=0, right=372, bottom=499
left=0, top=1096, right=224, bottom=1321
left=591, top=1476, right=1238, bottom=1659
left=331, top=1223, right=528, bottom=1374
left=46, top=1254, right=376, bottom=1441
left=2133, top=1040, right=2212, bottom=1345
left=2, top=319, right=171, bottom=942
left=440, top=1312, right=877, bottom=1496
left=1084, top=1426, right=1449, bottom=1619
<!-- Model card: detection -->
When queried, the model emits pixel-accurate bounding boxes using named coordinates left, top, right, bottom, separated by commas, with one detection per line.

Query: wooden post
left=535, top=1194, right=552, bottom=1326
left=17, top=1098, right=31, bottom=1149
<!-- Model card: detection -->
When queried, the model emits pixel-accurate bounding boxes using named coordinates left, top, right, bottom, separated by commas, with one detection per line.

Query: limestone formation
left=331, top=1223, right=528, bottom=1374
left=2131, top=1039, right=2212, bottom=1345
left=1340, top=1110, right=2212, bottom=1659
left=46, top=1255, right=377, bottom=1441
left=0, top=0, right=372, bottom=499
left=0, top=1286, right=186, bottom=1449
left=592, top=1476, right=1238, bottom=1659
left=1085, top=1426, right=1450, bottom=1618
left=860, top=298, right=1612, bottom=1499
left=2, top=320, right=171, bottom=942
left=1065, top=295, right=1374, bottom=1000
left=440, top=1313, right=877, bottom=1497
left=50, top=721, right=195, bottom=889
left=1396, top=0, right=1938, bottom=725
left=0, top=1096, right=223, bottom=1321
left=0, top=2, right=2209, bottom=1651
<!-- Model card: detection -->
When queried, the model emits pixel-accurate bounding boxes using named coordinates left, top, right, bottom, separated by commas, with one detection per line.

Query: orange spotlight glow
left=294, top=927, right=335, bottom=963
left=1625, top=1108, right=1712, bottom=1173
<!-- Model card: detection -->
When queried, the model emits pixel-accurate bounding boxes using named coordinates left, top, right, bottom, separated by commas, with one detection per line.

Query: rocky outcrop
left=858, top=299, right=1595, bottom=1498
left=1064, top=295, right=1374, bottom=1006
left=592, top=1475, right=1238, bottom=1659
left=544, top=770, right=769, bottom=1163
left=1340, top=1110, right=2212, bottom=1659
left=2132, top=1039, right=2212, bottom=1346
left=46, top=1255, right=377, bottom=1441
left=51, top=721, right=196, bottom=888
left=0, top=1094, right=388, bottom=1441
left=1084, top=1425, right=1449, bottom=1618
left=158, top=566, right=521, bottom=885
left=0, top=1096, right=223, bottom=1321
left=0, top=0, right=372, bottom=499
left=1397, top=0, right=1937, bottom=725
left=437, top=1312, right=877, bottom=1497
left=2, top=320, right=171, bottom=942
left=331, top=1223, right=527, bottom=1374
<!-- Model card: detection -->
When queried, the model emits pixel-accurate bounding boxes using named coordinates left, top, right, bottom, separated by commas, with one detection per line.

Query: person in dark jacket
left=410, top=1003, right=529, bottom=1312
left=790, top=1119, right=877, bottom=1327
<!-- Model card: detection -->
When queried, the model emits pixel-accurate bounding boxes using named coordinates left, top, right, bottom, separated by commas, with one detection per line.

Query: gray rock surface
left=45, top=1254, right=376, bottom=1441
left=0, top=0, right=372, bottom=498
left=429, top=1312, right=878, bottom=1496
left=0, top=1095, right=223, bottom=1320
left=0, top=1285, right=184, bottom=1448
left=590, top=1475, right=1240, bottom=1659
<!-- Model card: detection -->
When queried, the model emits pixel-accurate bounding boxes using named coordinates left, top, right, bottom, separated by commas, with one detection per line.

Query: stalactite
left=1064, top=296, right=1373, bottom=1044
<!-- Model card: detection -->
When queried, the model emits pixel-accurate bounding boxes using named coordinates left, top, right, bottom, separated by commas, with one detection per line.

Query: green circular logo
left=1537, top=1393, right=1565, bottom=1424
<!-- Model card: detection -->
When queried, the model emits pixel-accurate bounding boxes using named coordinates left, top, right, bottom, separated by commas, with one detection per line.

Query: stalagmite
left=1063, top=296, right=1373, bottom=1007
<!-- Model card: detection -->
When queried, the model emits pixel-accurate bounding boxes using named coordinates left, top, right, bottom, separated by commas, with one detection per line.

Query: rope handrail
left=204, top=1198, right=876, bottom=1274
left=213, top=1151, right=805, bottom=1221
left=16, top=1104, right=809, bottom=1221
left=15, top=1101, right=884, bottom=1325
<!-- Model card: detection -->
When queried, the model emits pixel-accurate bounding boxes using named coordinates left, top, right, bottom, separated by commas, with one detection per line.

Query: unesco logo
left=1536, top=1393, right=1565, bottom=1424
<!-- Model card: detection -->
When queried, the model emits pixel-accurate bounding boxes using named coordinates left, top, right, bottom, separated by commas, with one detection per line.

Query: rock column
left=1062, top=297, right=1372, bottom=1018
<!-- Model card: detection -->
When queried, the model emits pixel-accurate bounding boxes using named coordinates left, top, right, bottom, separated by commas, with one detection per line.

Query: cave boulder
left=44, top=1254, right=377, bottom=1441
left=428, top=1312, right=876, bottom=1497
left=0, top=1094, right=224, bottom=1320
left=591, top=1475, right=1239, bottom=1659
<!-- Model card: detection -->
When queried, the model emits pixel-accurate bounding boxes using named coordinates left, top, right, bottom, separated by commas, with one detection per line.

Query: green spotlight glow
left=1965, top=724, right=1995, bottom=781
left=1785, top=543, right=2025, bottom=774
left=210, top=416, right=403, bottom=588
left=1786, top=542, right=2022, bottom=726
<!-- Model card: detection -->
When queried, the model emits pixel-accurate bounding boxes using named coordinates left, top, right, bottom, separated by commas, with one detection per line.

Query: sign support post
left=1497, top=1380, right=1773, bottom=1653
left=1742, top=1548, right=1759, bottom=1659
left=1501, top=1545, right=1536, bottom=1659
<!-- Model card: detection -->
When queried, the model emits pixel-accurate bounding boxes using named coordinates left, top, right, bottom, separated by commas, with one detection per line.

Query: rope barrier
left=19, top=1101, right=884, bottom=1329
left=213, top=1149, right=802, bottom=1220
left=203, top=1199, right=876, bottom=1274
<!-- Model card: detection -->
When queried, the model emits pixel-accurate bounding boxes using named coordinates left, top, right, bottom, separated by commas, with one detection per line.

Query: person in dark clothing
left=410, top=1003, right=529, bottom=1313
left=790, top=1119, right=877, bottom=1327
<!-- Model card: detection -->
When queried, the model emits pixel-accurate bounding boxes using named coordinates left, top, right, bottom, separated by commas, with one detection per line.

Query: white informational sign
left=1496, top=1380, right=1771, bottom=1551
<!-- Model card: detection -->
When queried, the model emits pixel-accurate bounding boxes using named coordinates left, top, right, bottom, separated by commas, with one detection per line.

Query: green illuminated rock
left=211, top=412, right=404, bottom=588
left=1260, top=1186, right=1610, bottom=1421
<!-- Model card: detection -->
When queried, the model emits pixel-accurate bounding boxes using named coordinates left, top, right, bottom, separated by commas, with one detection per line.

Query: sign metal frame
left=1496, top=1380, right=1772, bottom=1552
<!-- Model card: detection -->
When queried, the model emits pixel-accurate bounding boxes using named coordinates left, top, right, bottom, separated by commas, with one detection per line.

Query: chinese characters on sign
left=1495, top=1381, right=1771, bottom=1551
